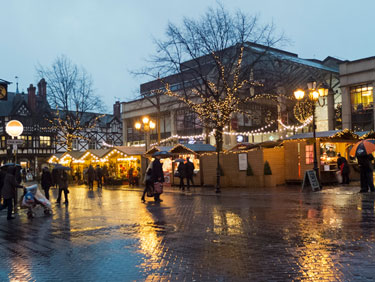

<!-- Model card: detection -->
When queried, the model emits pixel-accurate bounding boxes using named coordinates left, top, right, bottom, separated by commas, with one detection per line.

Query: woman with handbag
left=151, top=156, right=164, bottom=202
left=141, top=161, right=153, bottom=203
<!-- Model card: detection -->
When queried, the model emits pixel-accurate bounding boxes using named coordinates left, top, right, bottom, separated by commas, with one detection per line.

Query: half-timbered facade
left=55, top=102, right=123, bottom=153
left=0, top=79, right=56, bottom=173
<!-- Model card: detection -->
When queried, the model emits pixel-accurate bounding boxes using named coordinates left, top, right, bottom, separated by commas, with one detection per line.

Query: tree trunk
left=214, top=126, right=223, bottom=152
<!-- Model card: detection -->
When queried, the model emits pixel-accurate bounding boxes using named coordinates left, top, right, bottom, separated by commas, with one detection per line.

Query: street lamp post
left=294, top=79, right=329, bottom=188
left=135, top=116, right=156, bottom=168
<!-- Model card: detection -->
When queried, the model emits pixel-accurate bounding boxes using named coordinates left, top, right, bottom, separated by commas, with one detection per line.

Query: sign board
left=301, top=170, right=320, bottom=192
left=238, top=153, right=247, bottom=171
left=7, top=139, right=24, bottom=145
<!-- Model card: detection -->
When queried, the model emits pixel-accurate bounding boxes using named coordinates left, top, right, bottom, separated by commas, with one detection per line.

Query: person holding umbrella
left=350, top=139, right=375, bottom=192
left=41, top=166, right=53, bottom=200
left=176, top=159, right=186, bottom=190
left=152, top=152, right=168, bottom=202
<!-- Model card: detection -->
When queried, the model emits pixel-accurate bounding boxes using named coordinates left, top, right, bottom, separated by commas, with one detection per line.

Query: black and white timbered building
left=0, top=79, right=56, bottom=172
left=55, top=101, right=123, bottom=153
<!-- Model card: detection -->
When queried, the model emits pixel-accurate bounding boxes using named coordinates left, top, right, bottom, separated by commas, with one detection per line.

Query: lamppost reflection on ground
left=294, top=78, right=329, bottom=188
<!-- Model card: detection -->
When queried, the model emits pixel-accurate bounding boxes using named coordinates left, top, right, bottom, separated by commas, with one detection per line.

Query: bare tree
left=145, top=5, right=284, bottom=151
left=36, top=55, right=105, bottom=151
left=140, top=5, right=285, bottom=191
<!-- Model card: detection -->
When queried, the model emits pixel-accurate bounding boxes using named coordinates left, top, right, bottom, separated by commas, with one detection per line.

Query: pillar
left=327, top=88, right=335, bottom=130
left=341, top=87, right=352, bottom=130
left=170, top=110, right=177, bottom=136
left=122, top=119, right=128, bottom=146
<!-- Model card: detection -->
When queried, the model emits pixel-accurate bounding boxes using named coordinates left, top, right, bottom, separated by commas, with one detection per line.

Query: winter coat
left=357, top=154, right=374, bottom=172
left=41, top=169, right=53, bottom=189
left=185, top=160, right=195, bottom=178
left=2, top=173, right=22, bottom=199
left=177, top=163, right=186, bottom=178
left=87, top=166, right=96, bottom=181
left=58, top=171, right=69, bottom=190
left=337, top=157, right=350, bottom=175
left=95, top=167, right=102, bottom=179
left=151, top=158, right=164, bottom=183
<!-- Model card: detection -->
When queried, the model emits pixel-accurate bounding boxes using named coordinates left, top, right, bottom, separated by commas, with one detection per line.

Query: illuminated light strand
left=277, top=116, right=313, bottom=130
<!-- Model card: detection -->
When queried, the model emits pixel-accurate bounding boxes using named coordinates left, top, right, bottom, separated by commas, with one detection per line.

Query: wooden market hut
left=47, top=153, right=64, bottom=165
left=169, top=143, right=216, bottom=186
left=283, top=129, right=359, bottom=184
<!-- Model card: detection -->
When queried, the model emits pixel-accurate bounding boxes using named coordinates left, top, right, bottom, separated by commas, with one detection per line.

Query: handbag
left=147, top=185, right=154, bottom=197
left=154, top=182, right=163, bottom=194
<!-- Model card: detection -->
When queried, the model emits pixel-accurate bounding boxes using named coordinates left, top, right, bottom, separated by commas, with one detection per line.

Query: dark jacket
left=52, top=168, right=59, bottom=184
left=2, top=172, right=22, bottom=199
left=185, top=160, right=195, bottom=178
left=357, top=154, right=374, bottom=172
left=58, top=171, right=69, bottom=190
left=41, top=169, right=53, bottom=189
left=95, top=167, right=102, bottom=179
left=337, top=156, right=350, bottom=174
left=87, top=166, right=96, bottom=181
left=151, top=158, right=164, bottom=183
left=177, top=163, right=186, bottom=178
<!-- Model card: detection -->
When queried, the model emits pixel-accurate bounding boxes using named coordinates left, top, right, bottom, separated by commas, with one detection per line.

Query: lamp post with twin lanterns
left=135, top=116, right=156, bottom=166
left=294, top=78, right=329, bottom=186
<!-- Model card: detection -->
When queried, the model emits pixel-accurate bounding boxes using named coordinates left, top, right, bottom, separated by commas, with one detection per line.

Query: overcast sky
left=1, top=0, right=374, bottom=113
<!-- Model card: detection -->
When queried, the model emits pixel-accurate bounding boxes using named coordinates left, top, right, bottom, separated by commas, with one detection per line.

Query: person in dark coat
left=185, top=157, right=195, bottom=190
left=0, top=167, right=7, bottom=204
left=141, top=161, right=153, bottom=203
left=357, top=153, right=375, bottom=193
left=52, top=167, right=59, bottom=188
left=95, top=165, right=103, bottom=189
left=56, top=170, right=69, bottom=204
left=41, top=167, right=53, bottom=200
left=151, top=156, right=164, bottom=202
left=128, top=166, right=134, bottom=186
left=177, top=162, right=185, bottom=190
left=102, top=165, right=109, bottom=185
left=337, top=153, right=350, bottom=184
left=87, top=165, right=96, bottom=190
left=0, top=166, right=23, bottom=219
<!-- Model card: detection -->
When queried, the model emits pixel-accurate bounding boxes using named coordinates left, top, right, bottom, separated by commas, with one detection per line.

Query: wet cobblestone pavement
left=0, top=184, right=374, bottom=281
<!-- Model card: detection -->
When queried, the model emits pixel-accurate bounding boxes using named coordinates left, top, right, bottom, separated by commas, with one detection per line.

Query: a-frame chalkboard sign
left=301, top=170, right=320, bottom=192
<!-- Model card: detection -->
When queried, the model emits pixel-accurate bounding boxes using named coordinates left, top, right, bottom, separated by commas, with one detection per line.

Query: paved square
left=0, top=184, right=374, bottom=281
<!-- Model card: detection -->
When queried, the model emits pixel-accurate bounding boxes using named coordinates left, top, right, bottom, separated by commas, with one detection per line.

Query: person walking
left=87, top=165, right=96, bottom=190
left=41, top=167, right=53, bottom=200
left=141, top=161, right=153, bottom=203
left=185, top=157, right=195, bottom=190
left=358, top=153, right=375, bottom=193
left=52, top=167, right=59, bottom=188
left=102, top=165, right=109, bottom=185
left=177, top=161, right=186, bottom=190
left=337, top=153, right=350, bottom=184
left=56, top=170, right=69, bottom=204
left=128, top=166, right=134, bottom=186
left=0, top=166, right=23, bottom=220
left=95, top=165, right=103, bottom=189
left=152, top=156, right=164, bottom=202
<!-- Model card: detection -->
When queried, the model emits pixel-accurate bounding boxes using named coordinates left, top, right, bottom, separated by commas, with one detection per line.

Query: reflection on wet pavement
left=0, top=185, right=374, bottom=281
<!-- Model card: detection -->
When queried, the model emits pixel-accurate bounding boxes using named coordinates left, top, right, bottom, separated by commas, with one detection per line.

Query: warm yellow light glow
left=309, top=91, right=320, bottom=101
left=142, top=117, right=149, bottom=124
left=318, top=87, right=328, bottom=97
left=135, top=122, right=141, bottom=130
left=294, top=89, right=305, bottom=100
left=149, top=121, right=155, bottom=129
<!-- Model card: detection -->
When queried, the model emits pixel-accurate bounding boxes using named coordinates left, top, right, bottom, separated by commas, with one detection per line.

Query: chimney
left=27, top=84, right=36, bottom=112
left=113, top=101, right=121, bottom=119
left=37, top=78, right=47, bottom=100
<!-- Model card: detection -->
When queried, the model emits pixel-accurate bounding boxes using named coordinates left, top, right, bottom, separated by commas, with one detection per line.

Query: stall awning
left=115, top=146, right=147, bottom=156
left=61, top=151, right=85, bottom=160
left=285, top=129, right=359, bottom=141
left=145, top=146, right=173, bottom=156
left=47, top=153, right=64, bottom=163
left=86, top=149, right=112, bottom=158
left=228, top=141, right=282, bottom=151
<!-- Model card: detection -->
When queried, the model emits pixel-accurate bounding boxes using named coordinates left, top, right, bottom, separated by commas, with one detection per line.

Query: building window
left=305, top=145, right=314, bottom=165
left=72, top=139, right=79, bottom=151
left=351, top=84, right=373, bottom=112
left=1, top=136, right=5, bottom=148
left=40, top=136, right=51, bottom=147
left=89, top=138, right=96, bottom=150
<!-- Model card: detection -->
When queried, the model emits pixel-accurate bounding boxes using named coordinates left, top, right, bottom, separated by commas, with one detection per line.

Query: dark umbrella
left=1, top=163, right=21, bottom=168
left=174, top=158, right=185, bottom=163
left=152, top=151, right=171, bottom=158
left=53, top=164, right=71, bottom=170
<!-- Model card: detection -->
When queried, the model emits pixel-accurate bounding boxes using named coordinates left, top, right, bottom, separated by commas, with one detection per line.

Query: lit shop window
left=351, top=84, right=373, bottom=112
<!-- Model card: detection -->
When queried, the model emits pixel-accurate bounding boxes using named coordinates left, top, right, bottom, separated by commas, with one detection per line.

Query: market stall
left=57, top=151, right=86, bottom=183
left=284, top=129, right=360, bottom=184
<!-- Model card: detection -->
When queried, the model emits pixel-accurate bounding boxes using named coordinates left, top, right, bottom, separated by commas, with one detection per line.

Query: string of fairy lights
left=149, top=115, right=313, bottom=146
